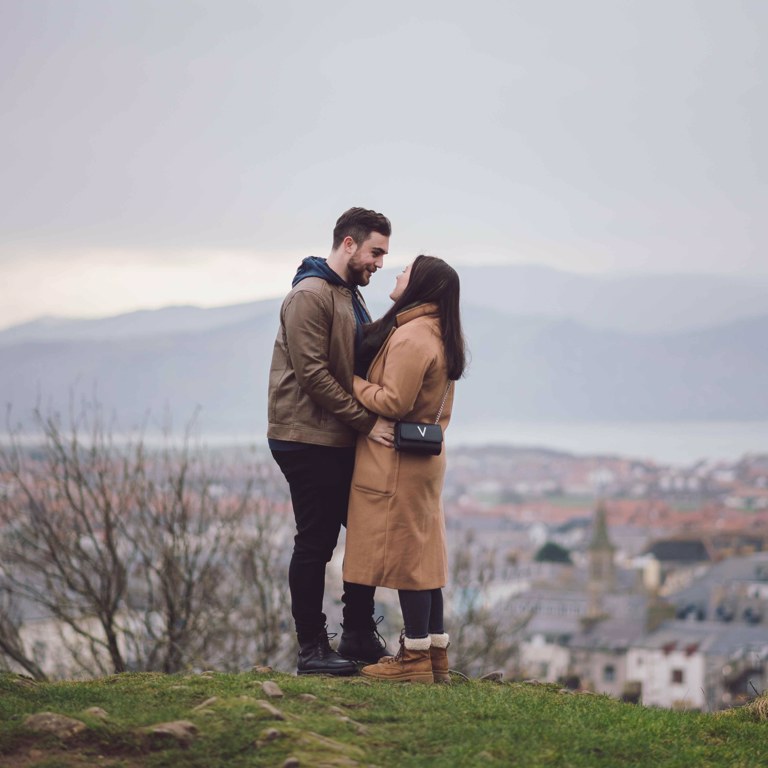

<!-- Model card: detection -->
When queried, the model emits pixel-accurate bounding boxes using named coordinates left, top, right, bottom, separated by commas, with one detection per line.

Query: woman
left=343, top=254, right=467, bottom=683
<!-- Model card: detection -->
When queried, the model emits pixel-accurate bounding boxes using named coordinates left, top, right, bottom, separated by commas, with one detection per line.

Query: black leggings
left=398, top=588, right=444, bottom=639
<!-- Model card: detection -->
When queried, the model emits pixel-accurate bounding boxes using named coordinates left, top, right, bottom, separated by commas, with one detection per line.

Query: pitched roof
left=645, top=539, right=710, bottom=563
left=632, top=620, right=768, bottom=657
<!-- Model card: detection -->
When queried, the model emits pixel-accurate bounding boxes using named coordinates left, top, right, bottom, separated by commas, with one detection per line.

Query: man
left=268, top=207, right=393, bottom=675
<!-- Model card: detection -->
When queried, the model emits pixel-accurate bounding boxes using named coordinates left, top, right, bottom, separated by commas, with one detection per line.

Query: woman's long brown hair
left=360, top=255, right=467, bottom=380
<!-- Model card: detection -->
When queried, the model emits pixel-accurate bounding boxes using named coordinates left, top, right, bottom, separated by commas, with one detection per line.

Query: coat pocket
left=352, top=440, right=399, bottom=497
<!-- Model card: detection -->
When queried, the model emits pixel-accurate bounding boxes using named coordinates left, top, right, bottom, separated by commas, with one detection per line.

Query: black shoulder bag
left=393, top=383, right=452, bottom=456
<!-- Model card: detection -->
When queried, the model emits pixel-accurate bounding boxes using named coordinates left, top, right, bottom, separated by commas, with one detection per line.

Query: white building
left=627, top=621, right=768, bottom=711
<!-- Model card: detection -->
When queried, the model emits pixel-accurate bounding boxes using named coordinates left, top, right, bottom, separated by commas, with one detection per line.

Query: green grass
left=1, top=671, right=767, bottom=767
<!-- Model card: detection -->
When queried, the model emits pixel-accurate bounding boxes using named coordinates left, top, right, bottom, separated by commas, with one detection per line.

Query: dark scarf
left=356, top=317, right=395, bottom=377
left=355, top=301, right=425, bottom=378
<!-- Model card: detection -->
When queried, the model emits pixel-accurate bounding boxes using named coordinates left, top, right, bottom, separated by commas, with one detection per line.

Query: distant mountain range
left=0, top=299, right=281, bottom=346
left=365, top=264, right=768, bottom=335
left=1, top=265, right=767, bottom=434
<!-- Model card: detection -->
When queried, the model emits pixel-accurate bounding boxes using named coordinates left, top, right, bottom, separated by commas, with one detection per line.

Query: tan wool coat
left=343, top=303, right=454, bottom=591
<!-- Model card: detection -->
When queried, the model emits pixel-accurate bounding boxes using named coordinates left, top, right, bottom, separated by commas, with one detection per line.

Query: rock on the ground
left=257, top=700, right=286, bottom=720
left=252, top=665, right=273, bottom=674
left=338, top=715, right=369, bottom=735
left=297, top=731, right=365, bottom=757
left=253, top=727, right=285, bottom=750
left=298, top=693, right=317, bottom=702
left=283, top=758, right=300, bottom=768
left=262, top=680, right=284, bottom=698
left=23, top=712, right=87, bottom=740
left=192, top=696, right=218, bottom=711
left=145, top=720, right=198, bottom=748
left=480, top=671, right=504, bottom=682
left=84, top=707, right=109, bottom=720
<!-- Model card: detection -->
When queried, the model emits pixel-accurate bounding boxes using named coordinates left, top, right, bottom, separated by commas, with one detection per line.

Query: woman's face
left=390, top=263, right=412, bottom=302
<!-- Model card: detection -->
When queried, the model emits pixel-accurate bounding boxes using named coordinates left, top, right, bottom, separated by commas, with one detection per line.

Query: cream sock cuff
left=403, top=635, right=431, bottom=651
left=429, top=633, right=450, bottom=648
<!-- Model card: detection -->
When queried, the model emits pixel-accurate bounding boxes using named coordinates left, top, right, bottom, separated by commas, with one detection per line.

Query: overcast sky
left=1, top=0, right=766, bottom=329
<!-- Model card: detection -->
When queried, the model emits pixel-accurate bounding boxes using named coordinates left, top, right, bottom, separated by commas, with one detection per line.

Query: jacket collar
left=395, top=302, right=439, bottom=327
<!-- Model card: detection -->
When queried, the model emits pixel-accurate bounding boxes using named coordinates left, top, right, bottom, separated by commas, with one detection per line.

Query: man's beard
left=348, top=263, right=374, bottom=287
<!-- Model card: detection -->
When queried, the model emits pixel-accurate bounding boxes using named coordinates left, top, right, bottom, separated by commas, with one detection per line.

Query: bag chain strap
left=434, top=382, right=453, bottom=425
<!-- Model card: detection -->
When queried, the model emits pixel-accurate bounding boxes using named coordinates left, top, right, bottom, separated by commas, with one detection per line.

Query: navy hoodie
left=292, top=256, right=372, bottom=363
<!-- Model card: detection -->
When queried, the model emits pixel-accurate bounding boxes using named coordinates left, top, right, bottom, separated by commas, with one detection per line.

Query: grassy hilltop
left=1, top=670, right=767, bottom=768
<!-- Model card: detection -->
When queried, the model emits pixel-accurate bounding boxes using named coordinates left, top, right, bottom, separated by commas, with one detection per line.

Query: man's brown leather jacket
left=267, top=276, right=376, bottom=446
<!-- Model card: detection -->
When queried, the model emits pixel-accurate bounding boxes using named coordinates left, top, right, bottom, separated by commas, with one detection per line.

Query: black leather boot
left=297, top=628, right=357, bottom=676
left=338, top=617, right=388, bottom=664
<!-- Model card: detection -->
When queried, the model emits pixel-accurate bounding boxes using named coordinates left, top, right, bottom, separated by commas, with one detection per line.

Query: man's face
left=345, top=232, right=389, bottom=287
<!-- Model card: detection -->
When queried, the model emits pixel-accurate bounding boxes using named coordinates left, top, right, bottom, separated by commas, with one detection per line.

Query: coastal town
left=2, top=442, right=768, bottom=711
left=437, top=445, right=768, bottom=711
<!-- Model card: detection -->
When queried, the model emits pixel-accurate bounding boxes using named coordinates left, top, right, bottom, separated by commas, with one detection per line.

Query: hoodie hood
left=292, top=256, right=348, bottom=289
left=291, top=257, right=373, bottom=370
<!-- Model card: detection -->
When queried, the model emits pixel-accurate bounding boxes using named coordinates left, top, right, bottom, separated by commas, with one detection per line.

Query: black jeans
left=271, top=445, right=376, bottom=643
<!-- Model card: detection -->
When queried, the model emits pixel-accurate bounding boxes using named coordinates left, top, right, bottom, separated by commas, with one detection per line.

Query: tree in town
left=0, top=404, right=292, bottom=679
left=445, top=531, right=531, bottom=677
left=534, top=541, right=573, bottom=564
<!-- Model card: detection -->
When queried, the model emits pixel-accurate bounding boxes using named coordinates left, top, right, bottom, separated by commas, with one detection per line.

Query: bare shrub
left=0, top=404, right=292, bottom=679
left=445, top=531, right=530, bottom=677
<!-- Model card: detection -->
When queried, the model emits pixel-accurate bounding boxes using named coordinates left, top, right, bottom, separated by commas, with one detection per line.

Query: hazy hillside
left=0, top=314, right=277, bottom=434
left=463, top=310, right=768, bottom=422
left=1, top=298, right=767, bottom=434
left=0, top=300, right=281, bottom=346
left=4, top=266, right=768, bottom=344
left=366, top=264, right=768, bottom=334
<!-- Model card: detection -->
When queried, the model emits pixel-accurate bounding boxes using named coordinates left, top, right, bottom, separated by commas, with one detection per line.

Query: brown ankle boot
left=360, top=635, right=433, bottom=683
left=430, top=633, right=451, bottom=683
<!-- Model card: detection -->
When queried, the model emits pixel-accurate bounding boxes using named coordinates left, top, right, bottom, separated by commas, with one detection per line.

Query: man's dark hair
left=332, top=207, right=391, bottom=250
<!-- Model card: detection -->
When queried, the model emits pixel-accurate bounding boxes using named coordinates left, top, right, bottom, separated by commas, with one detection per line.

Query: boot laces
left=341, top=615, right=387, bottom=651
left=372, top=615, right=387, bottom=652
left=315, top=626, right=336, bottom=654
left=392, top=629, right=406, bottom=662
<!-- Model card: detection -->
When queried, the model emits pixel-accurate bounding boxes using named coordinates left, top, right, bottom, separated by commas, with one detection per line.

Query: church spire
left=589, top=500, right=615, bottom=553
left=587, top=500, right=616, bottom=617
